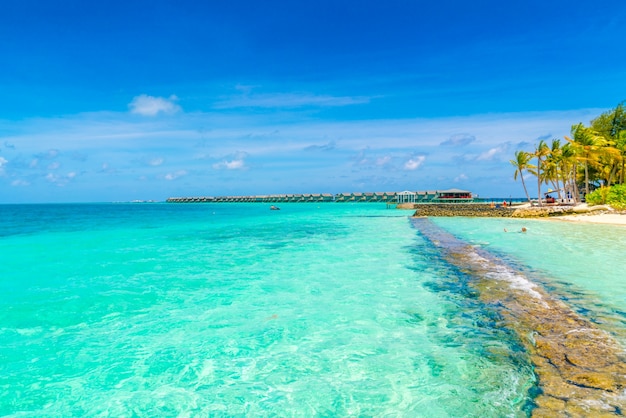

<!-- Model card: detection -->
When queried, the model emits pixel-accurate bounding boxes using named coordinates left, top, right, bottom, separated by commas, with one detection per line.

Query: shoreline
left=547, top=212, right=626, bottom=226
left=410, top=202, right=626, bottom=226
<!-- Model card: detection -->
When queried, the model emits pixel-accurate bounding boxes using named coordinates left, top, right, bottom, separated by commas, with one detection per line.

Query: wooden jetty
left=166, top=189, right=476, bottom=204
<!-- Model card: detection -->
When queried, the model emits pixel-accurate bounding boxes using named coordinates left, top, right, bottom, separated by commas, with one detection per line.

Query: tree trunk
left=584, top=160, right=590, bottom=197
left=520, top=173, right=531, bottom=202
left=537, top=158, right=543, bottom=207
left=554, top=167, right=563, bottom=201
left=572, top=162, right=580, bottom=203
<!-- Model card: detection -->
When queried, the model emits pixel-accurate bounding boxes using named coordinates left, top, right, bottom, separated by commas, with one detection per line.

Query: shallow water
left=1, top=203, right=624, bottom=416
left=431, top=217, right=626, bottom=342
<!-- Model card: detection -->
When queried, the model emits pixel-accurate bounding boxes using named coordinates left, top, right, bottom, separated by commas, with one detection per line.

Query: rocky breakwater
left=411, top=203, right=513, bottom=217
left=511, top=204, right=614, bottom=218
left=413, top=217, right=626, bottom=416
left=410, top=203, right=616, bottom=219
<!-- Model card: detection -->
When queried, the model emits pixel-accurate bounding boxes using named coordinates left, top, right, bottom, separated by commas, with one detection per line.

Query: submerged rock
left=411, top=217, right=626, bottom=417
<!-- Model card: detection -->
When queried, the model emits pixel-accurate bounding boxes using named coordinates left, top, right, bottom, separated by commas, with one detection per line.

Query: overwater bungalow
left=432, top=188, right=474, bottom=202
left=166, top=188, right=475, bottom=204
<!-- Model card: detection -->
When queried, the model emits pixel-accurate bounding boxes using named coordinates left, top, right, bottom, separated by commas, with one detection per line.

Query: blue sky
left=1, top=0, right=625, bottom=203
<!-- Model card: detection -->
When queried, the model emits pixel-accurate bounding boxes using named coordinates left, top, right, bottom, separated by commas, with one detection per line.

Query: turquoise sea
left=1, top=203, right=625, bottom=417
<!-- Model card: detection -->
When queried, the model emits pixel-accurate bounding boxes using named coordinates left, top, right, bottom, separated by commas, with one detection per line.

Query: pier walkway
left=166, top=189, right=477, bottom=204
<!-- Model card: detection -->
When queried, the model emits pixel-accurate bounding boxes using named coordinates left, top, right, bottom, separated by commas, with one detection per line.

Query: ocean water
left=0, top=203, right=624, bottom=417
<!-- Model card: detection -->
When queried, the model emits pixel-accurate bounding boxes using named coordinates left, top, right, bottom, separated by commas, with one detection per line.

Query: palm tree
left=510, top=150, right=535, bottom=203
left=510, top=102, right=626, bottom=204
left=566, top=123, right=606, bottom=197
left=534, top=140, right=550, bottom=206
left=559, top=143, right=578, bottom=202
left=543, top=139, right=564, bottom=201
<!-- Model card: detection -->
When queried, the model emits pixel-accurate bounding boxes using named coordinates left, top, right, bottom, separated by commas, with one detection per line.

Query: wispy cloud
left=11, top=179, right=30, bottom=187
left=376, top=155, right=392, bottom=167
left=36, top=149, right=59, bottom=159
left=0, top=156, right=8, bottom=175
left=214, top=92, right=370, bottom=109
left=440, top=133, right=476, bottom=147
left=129, top=94, right=181, bottom=116
left=45, top=171, right=77, bottom=186
left=304, top=141, right=337, bottom=151
left=476, top=143, right=510, bottom=161
left=164, top=170, right=187, bottom=180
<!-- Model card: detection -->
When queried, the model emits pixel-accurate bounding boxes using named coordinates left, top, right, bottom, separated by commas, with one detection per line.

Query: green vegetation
left=511, top=101, right=626, bottom=208
left=585, top=184, right=626, bottom=210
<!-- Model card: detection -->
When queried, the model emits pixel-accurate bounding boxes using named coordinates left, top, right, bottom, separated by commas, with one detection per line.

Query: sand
left=551, top=212, right=626, bottom=225
left=548, top=204, right=626, bottom=226
left=511, top=202, right=626, bottom=226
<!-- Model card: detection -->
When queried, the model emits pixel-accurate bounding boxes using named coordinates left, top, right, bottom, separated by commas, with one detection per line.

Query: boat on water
left=270, top=205, right=280, bottom=210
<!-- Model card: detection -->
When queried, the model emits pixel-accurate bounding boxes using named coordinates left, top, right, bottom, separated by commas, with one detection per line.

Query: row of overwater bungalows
left=166, top=189, right=474, bottom=203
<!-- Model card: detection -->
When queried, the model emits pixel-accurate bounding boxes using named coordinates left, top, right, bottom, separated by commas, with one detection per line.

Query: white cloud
left=212, top=151, right=248, bottom=170
left=129, top=94, right=181, bottom=116
left=0, top=106, right=606, bottom=201
left=45, top=171, right=77, bottom=186
left=404, top=155, right=426, bottom=170
left=213, top=159, right=245, bottom=170
left=0, top=157, right=7, bottom=167
left=48, top=162, right=60, bottom=170
left=455, top=173, right=468, bottom=182
left=476, top=144, right=510, bottom=161
left=164, top=170, right=187, bottom=180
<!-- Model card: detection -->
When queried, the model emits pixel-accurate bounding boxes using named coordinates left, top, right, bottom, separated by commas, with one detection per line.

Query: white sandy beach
left=512, top=202, right=626, bottom=226
left=548, top=203, right=626, bottom=226
left=551, top=212, right=626, bottom=226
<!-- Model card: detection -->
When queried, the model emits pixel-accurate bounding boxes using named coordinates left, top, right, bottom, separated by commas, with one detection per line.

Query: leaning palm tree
left=534, top=140, right=550, bottom=206
left=510, top=150, right=535, bottom=203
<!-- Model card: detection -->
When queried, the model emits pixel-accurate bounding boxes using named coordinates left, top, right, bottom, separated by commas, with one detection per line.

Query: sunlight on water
left=6, top=204, right=623, bottom=415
